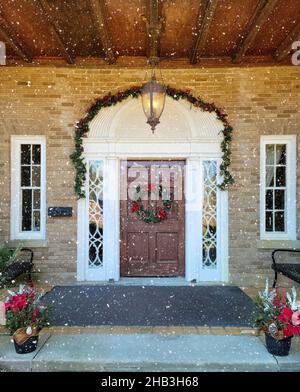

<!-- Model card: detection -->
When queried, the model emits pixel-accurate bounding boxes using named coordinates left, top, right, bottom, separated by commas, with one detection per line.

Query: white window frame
left=10, top=136, right=46, bottom=240
left=260, top=135, right=296, bottom=241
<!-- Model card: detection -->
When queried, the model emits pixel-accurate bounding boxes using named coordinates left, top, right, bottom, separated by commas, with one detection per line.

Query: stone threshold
left=0, top=325, right=258, bottom=336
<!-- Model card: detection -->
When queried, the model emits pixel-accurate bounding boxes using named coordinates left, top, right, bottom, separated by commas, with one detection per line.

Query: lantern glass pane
left=141, top=79, right=166, bottom=121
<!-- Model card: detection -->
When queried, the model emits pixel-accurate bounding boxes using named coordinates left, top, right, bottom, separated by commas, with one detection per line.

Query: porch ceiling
left=0, top=0, right=299, bottom=67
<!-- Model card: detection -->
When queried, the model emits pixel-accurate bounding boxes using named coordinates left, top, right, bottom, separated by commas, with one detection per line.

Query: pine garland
left=70, top=86, right=234, bottom=199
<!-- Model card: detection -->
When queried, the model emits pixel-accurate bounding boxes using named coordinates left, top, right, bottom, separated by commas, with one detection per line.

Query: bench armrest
left=20, top=248, right=34, bottom=265
left=272, top=248, right=300, bottom=266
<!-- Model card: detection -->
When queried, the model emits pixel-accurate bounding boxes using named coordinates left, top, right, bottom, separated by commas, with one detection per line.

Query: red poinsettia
left=292, top=311, right=300, bottom=326
left=131, top=201, right=139, bottom=213
left=282, top=323, right=300, bottom=338
left=277, top=307, right=293, bottom=324
left=4, top=293, right=28, bottom=312
left=157, top=207, right=167, bottom=220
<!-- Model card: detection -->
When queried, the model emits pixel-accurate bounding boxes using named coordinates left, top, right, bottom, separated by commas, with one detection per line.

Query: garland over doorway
left=70, top=86, right=234, bottom=199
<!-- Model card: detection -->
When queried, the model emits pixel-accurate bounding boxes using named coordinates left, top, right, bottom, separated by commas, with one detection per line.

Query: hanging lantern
left=141, top=72, right=166, bottom=133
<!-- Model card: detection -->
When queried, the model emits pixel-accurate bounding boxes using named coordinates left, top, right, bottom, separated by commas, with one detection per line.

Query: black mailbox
left=48, top=207, right=73, bottom=217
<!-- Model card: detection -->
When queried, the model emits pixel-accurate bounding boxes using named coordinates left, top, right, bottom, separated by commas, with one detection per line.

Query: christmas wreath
left=131, top=183, right=173, bottom=223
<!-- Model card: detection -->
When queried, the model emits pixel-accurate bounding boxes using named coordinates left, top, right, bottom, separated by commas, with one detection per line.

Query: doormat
left=42, top=285, right=257, bottom=327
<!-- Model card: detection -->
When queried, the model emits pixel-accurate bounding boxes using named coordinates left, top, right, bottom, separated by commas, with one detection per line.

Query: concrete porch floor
left=1, top=281, right=300, bottom=372
left=0, top=331, right=300, bottom=372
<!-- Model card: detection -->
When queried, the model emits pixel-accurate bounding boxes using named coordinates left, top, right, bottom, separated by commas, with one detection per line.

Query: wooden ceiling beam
left=37, top=0, right=74, bottom=64
left=232, top=0, right=279, bottom=64
left=274, top=20, right=300, bottom=62
left=145, top=0, right=163, bottom=66
left=0, top=15, right=32, bottom=62
left=89, top=0, right=116, bottom=64
left=190, top=0, right=219, bottom=64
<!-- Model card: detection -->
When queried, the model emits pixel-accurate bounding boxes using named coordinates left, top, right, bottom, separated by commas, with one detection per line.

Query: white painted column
left=103, top=157, right=120, bottom=281
left=218, top=179, right=229, bottom=282
left=185, top=157, right=203, bottom=282
left=76, top=198, right=87, bottom=281
left=77, top=157, right=89, bottom=281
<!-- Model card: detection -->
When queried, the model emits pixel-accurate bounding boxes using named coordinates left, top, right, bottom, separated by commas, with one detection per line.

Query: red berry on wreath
left=131, top=201, right=139, bottom=213
left=158, top=208, right=167, bottom=219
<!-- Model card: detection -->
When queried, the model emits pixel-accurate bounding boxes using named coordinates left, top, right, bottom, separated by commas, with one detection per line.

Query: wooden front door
left=120, top=160, right=185, bottom=277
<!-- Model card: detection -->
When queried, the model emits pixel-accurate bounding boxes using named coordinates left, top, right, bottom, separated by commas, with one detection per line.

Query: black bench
left=271, top=249, right=300, bottom=288
left=0, top=248, right=34, bottom=287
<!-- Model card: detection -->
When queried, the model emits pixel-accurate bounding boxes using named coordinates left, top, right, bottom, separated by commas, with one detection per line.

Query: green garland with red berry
left=131, top=183, right=173, bottom=223
left=70, top=86, right=234, bottom=199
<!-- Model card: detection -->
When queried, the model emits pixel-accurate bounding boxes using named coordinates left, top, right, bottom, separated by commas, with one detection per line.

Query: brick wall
left=0, top=65, right=299, bottom=286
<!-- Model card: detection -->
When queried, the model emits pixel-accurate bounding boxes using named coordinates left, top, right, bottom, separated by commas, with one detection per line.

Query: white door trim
left=77, top=143, right=228, bottom=283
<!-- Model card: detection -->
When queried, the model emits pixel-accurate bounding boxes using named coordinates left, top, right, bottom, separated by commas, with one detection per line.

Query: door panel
left=120, top=160, right=185, bottom=277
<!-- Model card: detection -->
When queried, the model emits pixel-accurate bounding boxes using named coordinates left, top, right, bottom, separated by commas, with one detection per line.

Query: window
left=202, top=160, right=218, bottom=269
left=260, top=136, right=296, bottom=240
left=11, top=136, right=46, bottom=240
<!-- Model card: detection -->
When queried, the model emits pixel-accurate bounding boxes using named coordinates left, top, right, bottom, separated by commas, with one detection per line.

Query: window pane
left=265, top=211, right=273, bottom=232
left=275, top=190, right=285, bottom=210
left=266, top=144, right=275, bottom=165
left=202, top=161, right=217, bottom=269
left=21, top=144, right=31, bottom=165
left=276, top=166, right=286, bottom=187
left=266, top=166, right=274, bottom=187
left=22, top=189, right=32, bottom=231
left=33, top=211, right=40, bottom=231
left=275, top=211, right=285, bottom=232
left=265, top=190, right=273, bottom=210
left=33, top=189, right=40, bottom=209
left=21, top=166, right=31, bottom=186
left=89, top=160, right=103, bottom=268
left=32, top=166, right=41, bottom=187
left=276, top=144, right=286, bottom=165
left=32, top=145, right=41, bottom=164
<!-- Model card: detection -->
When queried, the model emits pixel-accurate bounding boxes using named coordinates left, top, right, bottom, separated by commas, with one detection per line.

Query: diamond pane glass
left=202, top=161, right=217, bottom=269
left=88, top=160, right=103, bottom=268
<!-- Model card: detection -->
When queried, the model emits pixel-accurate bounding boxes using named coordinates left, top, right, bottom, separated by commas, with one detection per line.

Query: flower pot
left=13, top=326, right=39, bottom=354
left=13, top=335, right=39, bottom=354
left=265, top=333, right=292, bottom=356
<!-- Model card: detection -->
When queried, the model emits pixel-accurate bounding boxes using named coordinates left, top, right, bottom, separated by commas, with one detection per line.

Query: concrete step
left=2, top=333, right=298, bottom=372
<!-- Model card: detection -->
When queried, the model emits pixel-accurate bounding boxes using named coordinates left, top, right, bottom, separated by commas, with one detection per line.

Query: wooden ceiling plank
left=190, top=0, right=219, bottom=64
left=89, top=0, right=116, bottom=64
left=274, top=20, right=300, bottom=62
left=0, top=15, right=32, bottom=62
left=37, top=0, right=74, bottom=64
left=232, top=0, right=279, bottom=64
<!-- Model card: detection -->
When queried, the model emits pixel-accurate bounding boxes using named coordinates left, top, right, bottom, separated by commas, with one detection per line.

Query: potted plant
left=4, top=285, right=51, bottom=354
left=254, top=281, right=300, bottom=356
